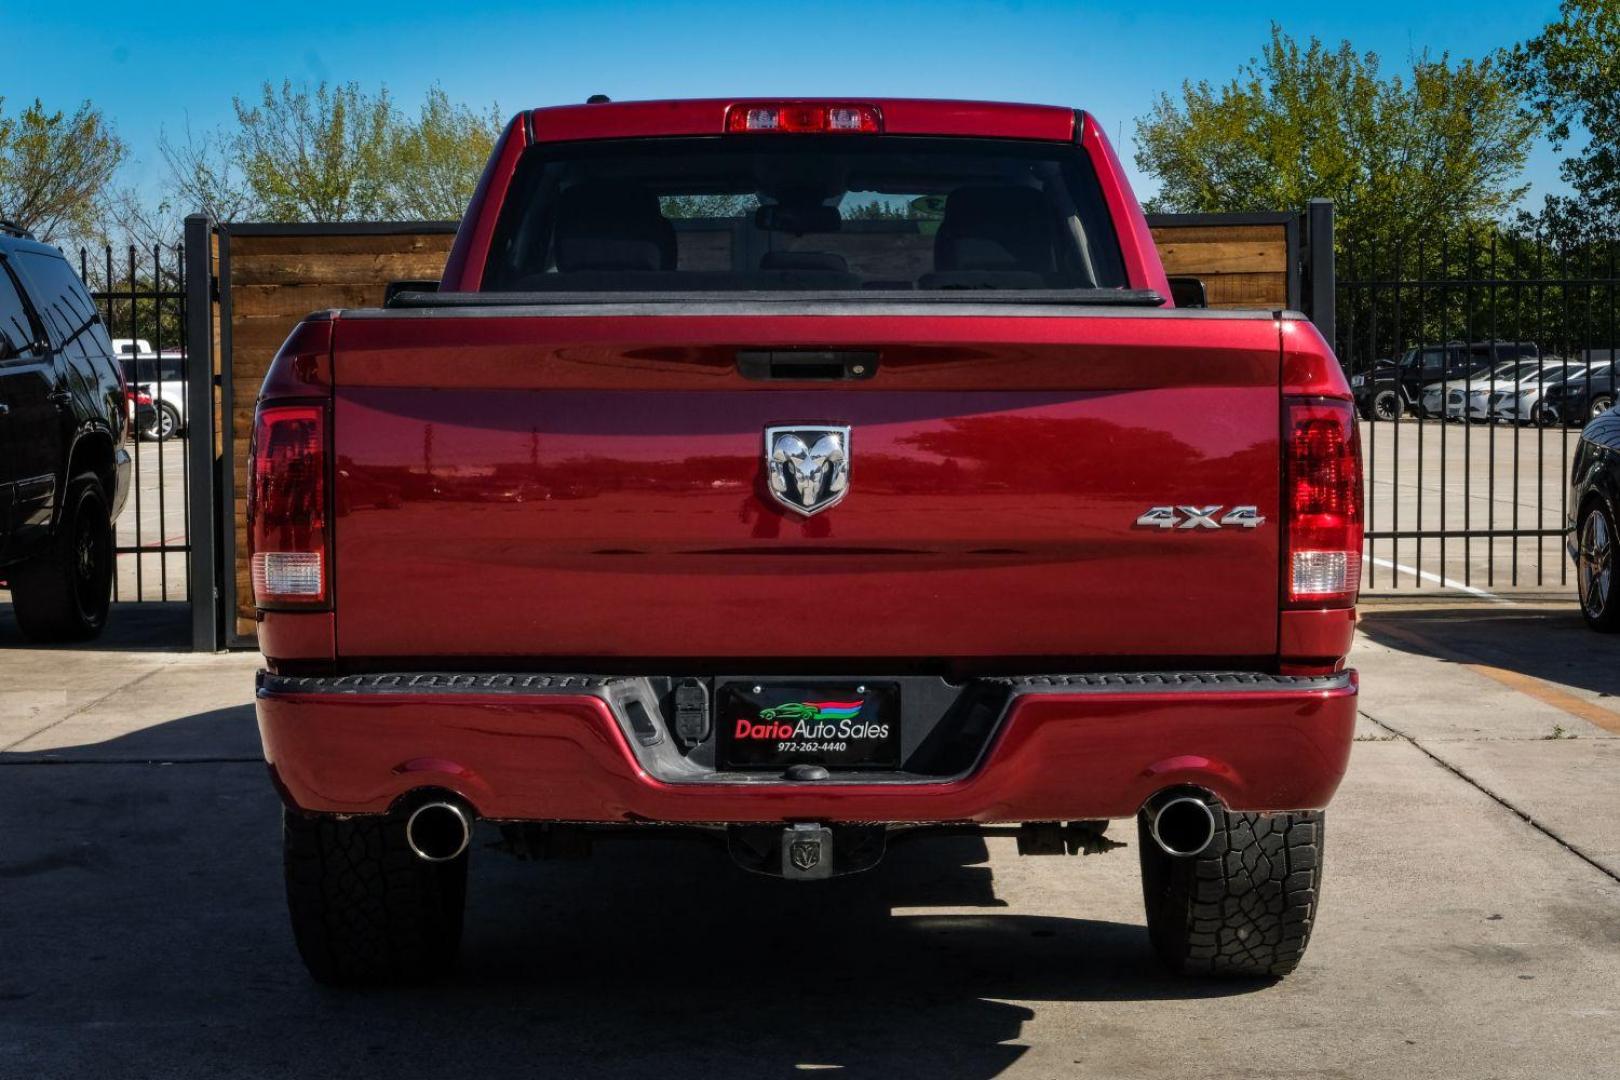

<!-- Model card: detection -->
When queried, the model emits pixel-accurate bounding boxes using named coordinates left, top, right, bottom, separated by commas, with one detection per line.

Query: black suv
left=0, top=223, right=130, bottom=640
left=1352, top=340, right=1540, bottom=421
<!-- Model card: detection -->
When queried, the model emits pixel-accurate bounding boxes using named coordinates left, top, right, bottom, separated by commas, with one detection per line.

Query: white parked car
left=1479, top=363, right=1585, bottom=424
left=1421, top=361, right=1545, bottom=421
left=113, top=338, right=187, bottom=440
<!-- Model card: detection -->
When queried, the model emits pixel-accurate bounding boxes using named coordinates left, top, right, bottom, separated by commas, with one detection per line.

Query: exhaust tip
left=1149, top=795, right=1217, bottom=858
left=405, top=800, right=472, bottom=862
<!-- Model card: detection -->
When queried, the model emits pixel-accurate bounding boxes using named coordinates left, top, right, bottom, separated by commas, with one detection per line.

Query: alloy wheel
left=72, top=498, right=112, bottom=625
left=1579, top=509, right=1613, bottom=619
left=145, top=405, right=177, bottom=441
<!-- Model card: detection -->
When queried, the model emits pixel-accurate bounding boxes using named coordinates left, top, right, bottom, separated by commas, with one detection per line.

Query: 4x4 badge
left=1135, top=505, right=1265, bottom=529
left=765, top=425, right=850, bottom=515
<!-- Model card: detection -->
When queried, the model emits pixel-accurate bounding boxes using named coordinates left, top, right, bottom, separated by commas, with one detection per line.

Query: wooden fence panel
left=1146, top=215, right=1297, bottom=310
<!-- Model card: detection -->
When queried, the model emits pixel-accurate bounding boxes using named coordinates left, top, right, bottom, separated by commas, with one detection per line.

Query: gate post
left=183, top=214, right=223, bottom=651
left=1305, top=198, right=1336, bottom=347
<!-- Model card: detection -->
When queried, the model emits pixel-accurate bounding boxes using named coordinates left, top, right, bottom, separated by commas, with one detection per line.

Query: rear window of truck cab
left=481, top=136, right=1129, bottom=293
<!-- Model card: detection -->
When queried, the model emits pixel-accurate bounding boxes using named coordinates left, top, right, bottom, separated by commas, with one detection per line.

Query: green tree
left=231, top=81, right=396, bottom=221
left=1134, top=26, right=1538, bottom=253
left=0, top=97, right=126, bottom=242
left=1510, top=1, right=1620, bottom=226
left=176, top=81, right=503, bottom=224
left=660, top=194, right=756, bottom=219
left=383, top=87, right=503, bottom=220
left=841, top=198, right=912, bottom=220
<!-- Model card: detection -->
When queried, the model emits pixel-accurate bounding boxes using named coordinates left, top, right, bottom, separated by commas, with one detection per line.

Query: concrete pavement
left=1, top=599, right=1618, bottom=1078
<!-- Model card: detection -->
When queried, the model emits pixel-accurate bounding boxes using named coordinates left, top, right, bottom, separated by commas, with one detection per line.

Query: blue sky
left=5, top=0, right=1571, bottom=209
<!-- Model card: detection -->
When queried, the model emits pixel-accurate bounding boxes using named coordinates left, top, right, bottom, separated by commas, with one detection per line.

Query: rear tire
left=1138, top=799, right=1324, bottom=978
left=1591, top=395, right=1614, bottom=423
left=1369, top=388, right=1404, bottom=422
left=141, top=402, right=180, bottom=441
left=283, top=807, right=467, bottom=985
left=8, top=474, right=113, bottom=642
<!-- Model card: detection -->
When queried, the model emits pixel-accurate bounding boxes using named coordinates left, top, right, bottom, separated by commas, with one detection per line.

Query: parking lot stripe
left=1366, top=555, right=1509, bottom=602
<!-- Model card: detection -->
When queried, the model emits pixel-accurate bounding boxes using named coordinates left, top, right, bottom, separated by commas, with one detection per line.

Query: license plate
left=718, top=683, right=900, bottom=769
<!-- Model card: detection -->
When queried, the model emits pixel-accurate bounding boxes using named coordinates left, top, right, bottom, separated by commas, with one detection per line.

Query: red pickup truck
left=251, top=98, right=1362, bottom=985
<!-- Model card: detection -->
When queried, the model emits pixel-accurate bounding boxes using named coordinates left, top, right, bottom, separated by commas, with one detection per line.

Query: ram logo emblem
left=1136, top=505, right=1265, bottom=529
left=765, top=425, right=850, bottom=516
left=788, top=837, right=823, bottom=872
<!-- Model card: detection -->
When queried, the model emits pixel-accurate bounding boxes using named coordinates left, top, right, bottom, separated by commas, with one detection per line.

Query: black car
left=1570, top=408, right=1620, bottom=631
left=1352, top=340, right=1539, bottom=421
left=1538, top=362, right=1616, bottom=427
left=0, top=223, right=130, bottom=640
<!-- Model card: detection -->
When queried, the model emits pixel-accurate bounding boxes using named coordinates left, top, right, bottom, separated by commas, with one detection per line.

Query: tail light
left=1284, top=399, right=1363, bottom=608
left=124, top=389, right=153, bottom=418
left=725, top=102, right=882, bottom=133
left=249, top=404, right=328, bottom=608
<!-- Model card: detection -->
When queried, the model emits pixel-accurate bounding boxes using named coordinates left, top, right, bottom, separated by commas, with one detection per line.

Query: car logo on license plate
left=765, top=425, right=850, bottom=515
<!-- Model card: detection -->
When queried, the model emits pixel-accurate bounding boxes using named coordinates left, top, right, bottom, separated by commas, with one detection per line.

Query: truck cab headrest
left=554, top=182, right=676, bottom=272
left=933, top=186, right=1056, bottom=274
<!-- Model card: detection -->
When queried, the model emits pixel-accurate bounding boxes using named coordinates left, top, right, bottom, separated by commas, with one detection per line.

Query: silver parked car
left=1421, top=360, right=1545, bottom=421
left=1489, top=364, right=1587, bottom=425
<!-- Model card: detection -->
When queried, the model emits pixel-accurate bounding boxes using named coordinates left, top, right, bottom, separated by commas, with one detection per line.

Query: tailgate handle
left=736, top=350, right=878, bottom=381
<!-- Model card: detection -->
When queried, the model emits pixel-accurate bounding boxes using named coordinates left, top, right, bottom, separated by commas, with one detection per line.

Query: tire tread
left=1140, top=802, right=1324, bottom=978
left=283, top=808, right=466, bottom=985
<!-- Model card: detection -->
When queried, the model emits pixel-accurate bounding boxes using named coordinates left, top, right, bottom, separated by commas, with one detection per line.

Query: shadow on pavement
left=0, top=599, right=191, bottom=651
left=0, top=703, right=265, bottom=761
left=1358, top=602, right=1620, bottom=699
left=1, top=704, right=1264, bottom=1078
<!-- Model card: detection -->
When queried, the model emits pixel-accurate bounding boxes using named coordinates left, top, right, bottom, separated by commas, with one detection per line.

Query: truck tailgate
left=328, top=309, right=1283, bottom=664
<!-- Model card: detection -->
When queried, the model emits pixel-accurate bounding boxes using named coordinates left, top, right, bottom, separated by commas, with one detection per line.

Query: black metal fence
left=1337, top=234, right=1619, bottom=593
left=77, top=241, right=192, bottom=603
